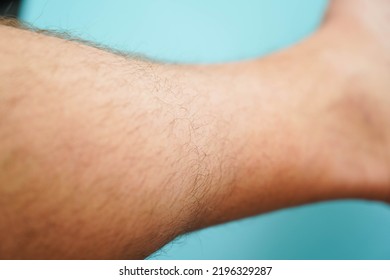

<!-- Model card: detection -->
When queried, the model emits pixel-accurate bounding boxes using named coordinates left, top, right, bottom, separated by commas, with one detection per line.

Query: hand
left=310, top=0, right=390, bottom=202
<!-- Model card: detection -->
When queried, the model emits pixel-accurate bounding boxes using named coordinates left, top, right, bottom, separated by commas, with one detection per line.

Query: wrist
left=296, top=27, right=390, bottom=203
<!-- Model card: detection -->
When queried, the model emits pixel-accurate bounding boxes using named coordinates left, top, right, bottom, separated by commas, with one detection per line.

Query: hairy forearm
left=0, top=24, right=234, bottom=258
left=0, top=18, right=388, bottom=259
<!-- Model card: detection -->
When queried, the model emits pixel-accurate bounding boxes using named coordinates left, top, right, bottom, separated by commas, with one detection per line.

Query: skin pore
left=0, top=0, right=389, bottom=259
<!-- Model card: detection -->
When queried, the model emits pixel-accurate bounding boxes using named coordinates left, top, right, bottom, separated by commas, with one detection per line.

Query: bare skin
left=0, top=0, right=389, bottom=259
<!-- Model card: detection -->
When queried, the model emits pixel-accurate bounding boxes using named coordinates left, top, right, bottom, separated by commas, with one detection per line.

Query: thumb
left=324, top=0, right=390, bottom=25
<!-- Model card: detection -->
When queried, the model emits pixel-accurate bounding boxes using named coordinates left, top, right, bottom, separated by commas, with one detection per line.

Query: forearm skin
left=0, top=15, right=389, bottom=260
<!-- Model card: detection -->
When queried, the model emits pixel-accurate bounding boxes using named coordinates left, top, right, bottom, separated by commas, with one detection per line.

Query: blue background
left=20, top=0, right=390, bottom=259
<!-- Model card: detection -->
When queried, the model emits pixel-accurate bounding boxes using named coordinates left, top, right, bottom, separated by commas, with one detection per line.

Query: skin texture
left=0, top=0, right=389, bottom=259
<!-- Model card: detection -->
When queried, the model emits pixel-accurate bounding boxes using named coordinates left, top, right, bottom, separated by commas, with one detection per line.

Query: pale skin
left=0, top=0, right=389, bottom=259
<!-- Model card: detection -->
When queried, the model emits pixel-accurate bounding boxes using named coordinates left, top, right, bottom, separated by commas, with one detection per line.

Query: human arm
left=1, top=0, right=390, bottom=259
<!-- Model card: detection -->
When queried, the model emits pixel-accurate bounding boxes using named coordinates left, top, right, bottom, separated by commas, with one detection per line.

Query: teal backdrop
left=20, top=0, right=390, bottom=259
